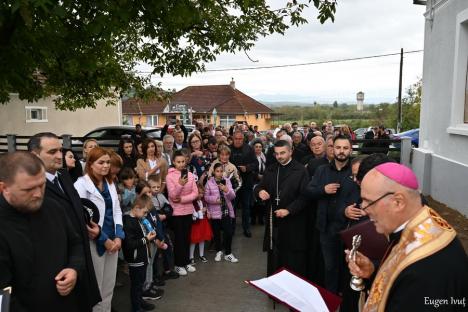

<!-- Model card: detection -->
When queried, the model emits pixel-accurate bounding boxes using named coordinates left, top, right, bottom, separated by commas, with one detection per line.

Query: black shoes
left=140, top=300, right=155, bottom=311
left=162, top=270, right=180, bottom=280
left=142, top=288, right=164, bottom=300
left=243, top=230, right=252, bottom=238
left=152, top=278, right=165, bottom=287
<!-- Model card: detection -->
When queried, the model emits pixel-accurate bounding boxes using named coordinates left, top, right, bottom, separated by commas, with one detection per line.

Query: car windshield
left=86, top=130, right=107, bottom=138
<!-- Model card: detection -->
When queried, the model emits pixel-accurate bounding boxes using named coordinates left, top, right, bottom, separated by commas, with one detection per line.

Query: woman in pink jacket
left=166, top=150, right=199, bottom=276
left=204, top=163, right=238, bottom=263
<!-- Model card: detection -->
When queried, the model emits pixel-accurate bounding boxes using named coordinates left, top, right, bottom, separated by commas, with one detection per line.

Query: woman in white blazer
left=74, top=147, right=125, bottom=312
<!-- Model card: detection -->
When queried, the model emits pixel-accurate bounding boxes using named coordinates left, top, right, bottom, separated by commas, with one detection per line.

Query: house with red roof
left=122, top=79, right=274, bottom=130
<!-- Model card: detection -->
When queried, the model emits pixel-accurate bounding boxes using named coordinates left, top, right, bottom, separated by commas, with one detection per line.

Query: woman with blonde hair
left=80, top=138, right=99, bottom=171
left=108, top=150, right=123, bottom=183
left=74, top=147, right=125, bottom=312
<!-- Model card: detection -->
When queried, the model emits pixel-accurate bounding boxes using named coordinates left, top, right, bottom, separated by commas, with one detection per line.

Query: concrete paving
left=112, top=223, right=289, bottom=312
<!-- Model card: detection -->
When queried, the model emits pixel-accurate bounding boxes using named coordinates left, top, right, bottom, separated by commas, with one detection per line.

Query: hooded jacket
left=204, top=177, right=236, bottom=219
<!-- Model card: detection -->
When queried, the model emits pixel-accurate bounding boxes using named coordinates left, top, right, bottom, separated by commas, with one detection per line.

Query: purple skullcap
left=374, top=163, right=419, bottom=190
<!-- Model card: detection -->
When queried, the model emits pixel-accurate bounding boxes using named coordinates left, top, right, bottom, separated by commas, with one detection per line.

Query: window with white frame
left=146, top=115, right=159, bottom=127
left=447, top=8, right=468, bottom=135
left=25, top=106, right=48, bottom=123
left=220, top=115, right=236, bottom=128
left=465, top=62, right=468, bottom=123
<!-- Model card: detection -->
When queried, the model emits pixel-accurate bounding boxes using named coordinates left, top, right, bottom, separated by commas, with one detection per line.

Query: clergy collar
left=393, top=220, right=408, bottom=233
left=280, top=158, right=293, bottom=167
left=389, top=220, right=409, bottom=242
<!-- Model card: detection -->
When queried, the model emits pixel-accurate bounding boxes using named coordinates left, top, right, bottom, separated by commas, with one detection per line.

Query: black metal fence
left=0, top=134, right=413, bottom=165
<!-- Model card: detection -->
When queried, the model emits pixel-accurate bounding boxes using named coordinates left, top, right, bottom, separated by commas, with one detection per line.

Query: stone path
left=112, top=223, right=289, bottom=312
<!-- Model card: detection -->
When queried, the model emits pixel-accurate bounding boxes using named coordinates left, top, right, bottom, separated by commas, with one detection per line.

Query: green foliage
left=0, top=0, right=337, bottom=110
left=272, top=79, right=422, bottom=132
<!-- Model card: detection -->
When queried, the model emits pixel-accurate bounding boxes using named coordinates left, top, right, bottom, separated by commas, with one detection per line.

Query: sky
left=139, top=0, right=427, bottom=104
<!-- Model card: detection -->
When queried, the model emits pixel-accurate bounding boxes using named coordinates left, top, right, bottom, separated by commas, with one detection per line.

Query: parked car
left=392, top=128, right=419, bottom=147
left=71, top=126, right=160, bottom=155
left=354, top=128, right=368, bottom=139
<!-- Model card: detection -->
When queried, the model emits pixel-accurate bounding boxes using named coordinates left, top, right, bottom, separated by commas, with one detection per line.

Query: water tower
left=356, top=91, right=364, bottom=111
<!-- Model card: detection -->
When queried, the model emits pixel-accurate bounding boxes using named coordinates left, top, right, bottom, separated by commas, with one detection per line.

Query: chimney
left=230, top=78, right=236, bottom=90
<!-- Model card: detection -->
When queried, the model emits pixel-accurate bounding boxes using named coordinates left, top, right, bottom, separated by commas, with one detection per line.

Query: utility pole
left=397, top=48, right=403, bottom=133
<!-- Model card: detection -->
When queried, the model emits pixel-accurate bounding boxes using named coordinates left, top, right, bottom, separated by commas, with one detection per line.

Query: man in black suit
left=305, top=135, right=355, bottom=294
left=28, top=133, right=101, bottom=311
left=230, top=130, right=259, bottom=237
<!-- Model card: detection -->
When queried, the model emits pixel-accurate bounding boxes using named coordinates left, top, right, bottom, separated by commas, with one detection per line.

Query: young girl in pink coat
left=204, top=163, right=238, bottom=263
left=166, top=150, right=199, bottom=276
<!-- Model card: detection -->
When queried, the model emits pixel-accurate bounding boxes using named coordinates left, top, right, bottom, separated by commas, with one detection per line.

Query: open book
left=246, top=269, right=341, bottom=312
left=0, top=287, right=11, bottom=312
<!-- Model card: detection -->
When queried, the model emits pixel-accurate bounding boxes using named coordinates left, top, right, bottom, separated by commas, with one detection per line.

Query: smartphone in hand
left=181, top=168, right=188, bottom=179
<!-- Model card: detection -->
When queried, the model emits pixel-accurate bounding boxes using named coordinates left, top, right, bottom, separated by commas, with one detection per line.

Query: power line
left=135, top=49, right=423, bottom=74
left=205, top=49, right=423, bottom=72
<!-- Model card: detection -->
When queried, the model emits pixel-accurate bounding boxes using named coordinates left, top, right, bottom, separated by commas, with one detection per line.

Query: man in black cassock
left=254, top=140, right=309, bottom=276
left=0, top=152, right=83, bottom=312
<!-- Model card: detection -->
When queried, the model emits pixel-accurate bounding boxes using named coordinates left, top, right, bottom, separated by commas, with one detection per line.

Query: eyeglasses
left=360, top=192, right=395, bottom=211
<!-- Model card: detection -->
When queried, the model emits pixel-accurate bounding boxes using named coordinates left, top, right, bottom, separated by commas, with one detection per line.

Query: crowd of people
left=0, top=118, right=467, bottom=312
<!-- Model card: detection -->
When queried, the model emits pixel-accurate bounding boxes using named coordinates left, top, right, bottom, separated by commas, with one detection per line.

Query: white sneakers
left=185, top=264, right=196, bottom=273
left=214, top=251, right=223, bottom=262
left=224, top=254, right=239, bottom=263
left=175, top=266, right=187, bottom=276
left=215, top=251, right=239, bottom=263
left=175, top=264, right=196, bottom=276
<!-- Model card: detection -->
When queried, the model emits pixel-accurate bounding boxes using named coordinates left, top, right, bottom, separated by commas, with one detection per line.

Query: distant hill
left=261, top=101, right=384, bottom=108
left=262, top=101, right=328, bottom=108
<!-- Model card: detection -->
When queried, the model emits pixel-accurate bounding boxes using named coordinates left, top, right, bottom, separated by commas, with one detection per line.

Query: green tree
left=333, top=100, right=338, bottom=108
left=386, top=78, right=422, bottom=131
left=0, top=0, right=337, bottom=110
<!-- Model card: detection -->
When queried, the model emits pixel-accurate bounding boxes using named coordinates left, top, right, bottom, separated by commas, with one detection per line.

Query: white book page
left=251, top=277, right=308, bottom=311
left=270, top=270, right=328, bottom=311
left=250, top=270, right=328, bottom=312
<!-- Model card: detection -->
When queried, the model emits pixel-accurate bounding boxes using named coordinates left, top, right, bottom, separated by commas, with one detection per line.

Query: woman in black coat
left=62, top=148, right=83, bottom=182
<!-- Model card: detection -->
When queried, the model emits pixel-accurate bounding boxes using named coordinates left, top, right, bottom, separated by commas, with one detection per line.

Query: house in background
left=121, top=97, right=165, bottom=127
left=412, top=0, right=468, bottom=216
left=122, top=79, right=275, bottom=130
left=0, top=94, right=122, bottom=136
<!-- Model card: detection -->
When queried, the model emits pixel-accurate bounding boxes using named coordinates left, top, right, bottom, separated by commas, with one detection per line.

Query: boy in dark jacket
left=123, top=194, right=158, bottom=312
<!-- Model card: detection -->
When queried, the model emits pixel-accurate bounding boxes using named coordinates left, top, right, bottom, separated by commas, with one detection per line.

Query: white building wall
left=413, top=0, right=468, bottom=216
left=0, top=94, right=122, bottom=136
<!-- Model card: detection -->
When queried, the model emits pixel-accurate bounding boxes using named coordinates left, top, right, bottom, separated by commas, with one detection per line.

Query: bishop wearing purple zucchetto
left=347, top=163, right=468, bottom=312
